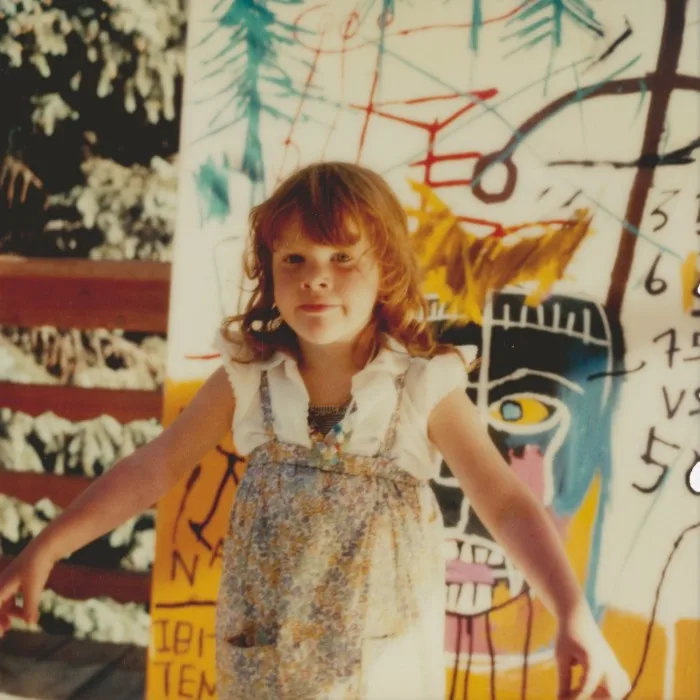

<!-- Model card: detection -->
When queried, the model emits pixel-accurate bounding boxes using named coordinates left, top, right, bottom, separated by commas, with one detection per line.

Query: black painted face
left=433, top=290, right=621, bottom=626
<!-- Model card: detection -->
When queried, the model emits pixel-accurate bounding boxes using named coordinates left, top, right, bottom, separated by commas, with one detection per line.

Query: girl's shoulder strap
left=378, top=368, right=410, bottom=455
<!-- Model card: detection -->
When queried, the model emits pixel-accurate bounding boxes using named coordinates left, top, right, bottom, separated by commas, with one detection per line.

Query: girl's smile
left=298, top=304, right=338, bottom=313
left=271, top=225, right=380, bottom=352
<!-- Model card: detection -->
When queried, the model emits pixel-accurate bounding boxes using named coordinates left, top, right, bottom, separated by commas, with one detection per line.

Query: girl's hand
left=0, top=542, right=56, bottom=635
left=555, top=603, right=631, bottom=699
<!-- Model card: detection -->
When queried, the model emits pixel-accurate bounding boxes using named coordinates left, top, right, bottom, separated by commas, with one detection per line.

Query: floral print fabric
left=215, top=369, right=444, bottom=699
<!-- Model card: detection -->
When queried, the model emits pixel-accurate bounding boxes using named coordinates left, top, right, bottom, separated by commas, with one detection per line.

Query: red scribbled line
left=292, top=2, right=528, bottom=55
left=185, top=353, right=220, bottom=361
left=358, top=88, right=497, bottom=131
left=407, top=209, right=576, bottom=239
left=321, top=13, right=350, bottom=158
left=352, top=89, right=497, bottom=188
left=355, top=2, right=396, bottom=162
left=356, top=66, right=380, bottom=163
left=363, top=88, right=559, bottom=240
left=393, top=2, right=528, bottom=39
left=453, top=216, right=507, bottom=238
left=276, top=30, right=326, bottom=185
left=380, top=89, right=495, bottom=122
left=411, top=151, right=483, bottom=188
left=380, top=93, right=482, bottom=107
left=456, top=218, right=572, bottom=238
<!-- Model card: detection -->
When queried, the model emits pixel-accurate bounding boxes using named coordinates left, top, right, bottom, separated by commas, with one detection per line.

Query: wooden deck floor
left=0, top=630, right=145, bottom=700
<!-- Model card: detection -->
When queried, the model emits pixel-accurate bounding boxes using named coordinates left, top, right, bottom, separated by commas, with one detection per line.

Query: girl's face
left=271, top=223, right=380, bottom=352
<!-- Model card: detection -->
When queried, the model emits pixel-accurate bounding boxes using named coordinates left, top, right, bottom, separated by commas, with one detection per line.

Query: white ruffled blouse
left=212, top=330, right=476, bottom=481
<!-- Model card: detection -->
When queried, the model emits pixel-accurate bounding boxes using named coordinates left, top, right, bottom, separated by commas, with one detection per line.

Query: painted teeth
left=458, top=542, right=473, bottom=563
left=456, top=582, right=475, bottom=614
left=474, top=583, right=492, bottom=611
left=474, top=546, right=489, bottom=564
left=447, top=583, right=460, bottom=609
left=487, top=550, right=505, bottom=565
left=508, top=571, right=525, bottom=598
left=443, top=538, right=527, bottom=615
left=442, top=540, right=459, bottom=560
left=447, top=582, right=496, bottom=615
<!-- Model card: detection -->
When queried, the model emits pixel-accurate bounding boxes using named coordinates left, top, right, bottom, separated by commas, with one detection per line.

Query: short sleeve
left=420, top=346, right=476, bottom=417
left=211, top=328, right=261, bottom=430
left=395, top=345, right=478, bottom=480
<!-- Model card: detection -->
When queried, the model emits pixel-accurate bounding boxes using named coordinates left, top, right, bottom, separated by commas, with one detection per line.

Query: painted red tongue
left=508, top=444, right=545, bottom=501
left=446, top=560, right=495, bottom=585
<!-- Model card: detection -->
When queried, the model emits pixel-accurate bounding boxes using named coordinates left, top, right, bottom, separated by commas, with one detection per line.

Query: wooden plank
left=0, top=256, right=171, bottom=332
left=67, top=645, right=146, bottom=700
left=0, top=470, right=93, bottom=508
left=0, top=382, right=163, bottom=422
left=0, top=632, right=143, bottom=700
left=0, top=652, right=103, bottom=699
left=0, top=629, right=71, bottom=660
left=0, top=557, right=151, bottom=605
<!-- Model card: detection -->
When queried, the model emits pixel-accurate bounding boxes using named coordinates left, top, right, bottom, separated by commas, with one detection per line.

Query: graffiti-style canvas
left=148, top=1, right=699, bottom=698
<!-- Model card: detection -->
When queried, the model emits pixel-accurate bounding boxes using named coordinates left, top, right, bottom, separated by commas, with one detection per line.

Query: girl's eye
left=283, top=254, right=303, bottom=264
left=333, top=252, right=353, bottom=263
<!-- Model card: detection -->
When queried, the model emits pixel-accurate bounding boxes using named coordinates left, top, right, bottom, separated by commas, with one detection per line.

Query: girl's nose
left=301, top=264, right=330, bottom=290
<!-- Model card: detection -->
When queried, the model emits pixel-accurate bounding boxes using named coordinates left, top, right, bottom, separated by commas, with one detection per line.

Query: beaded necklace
left=307, top=396, right=355, bottom=466
left=302, top=346, right=375, bottom=466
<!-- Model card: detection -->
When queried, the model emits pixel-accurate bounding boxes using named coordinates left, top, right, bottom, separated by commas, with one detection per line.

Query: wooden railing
left=0, top=255, right=171, bottom=604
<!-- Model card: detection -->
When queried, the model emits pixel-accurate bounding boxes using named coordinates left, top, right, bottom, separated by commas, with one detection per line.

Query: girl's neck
left=297, top=339, right=370, bottom=405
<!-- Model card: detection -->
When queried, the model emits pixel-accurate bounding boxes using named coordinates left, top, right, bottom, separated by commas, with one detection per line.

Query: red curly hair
left=221, top=161, right=465, bottom=368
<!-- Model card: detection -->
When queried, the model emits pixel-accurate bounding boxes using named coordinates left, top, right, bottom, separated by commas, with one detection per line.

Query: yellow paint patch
left=680, top=252, right=698, bottom=313
left=674, top=618, right=700, bottom=700
left=600, top=609, right=667, bottom=700
left=565, top=473, right=601, bottom=584
left=147, top=378, right=243, bottom=700
left=407, top=180, right=594, bottom=324
left=445, top=654, right=559, bottom=699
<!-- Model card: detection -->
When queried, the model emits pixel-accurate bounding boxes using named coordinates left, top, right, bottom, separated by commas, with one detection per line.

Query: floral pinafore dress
left=215, top=368, right=444, bottom=699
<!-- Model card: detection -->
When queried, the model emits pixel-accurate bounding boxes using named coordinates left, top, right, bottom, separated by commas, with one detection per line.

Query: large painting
left=148, top=2, right=699, bottom=698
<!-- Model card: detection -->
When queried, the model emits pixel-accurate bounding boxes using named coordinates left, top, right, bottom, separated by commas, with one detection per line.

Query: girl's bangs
left=263, top=183, right=370, bottom=251
left=299, top=203, right=366, bottom=248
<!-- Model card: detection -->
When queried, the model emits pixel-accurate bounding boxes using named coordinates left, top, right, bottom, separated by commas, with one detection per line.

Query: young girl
left=0, top=162, right=629, bottom=699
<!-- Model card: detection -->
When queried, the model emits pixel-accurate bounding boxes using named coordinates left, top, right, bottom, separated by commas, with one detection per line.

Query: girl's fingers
left=22, top=581, right=42, bottom=625
left=9, top=599, right=27, bottom=622
left=568, top=661, right=600, bottom=700
left=0, top=575, right=19, bottom=608
left=557, top=656, right=573, bottom=699
left=606, top=664, right=632, bottom=699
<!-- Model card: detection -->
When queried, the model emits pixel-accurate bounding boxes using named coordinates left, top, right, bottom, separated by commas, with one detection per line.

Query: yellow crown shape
left=406, top=180, right=593, bottom=324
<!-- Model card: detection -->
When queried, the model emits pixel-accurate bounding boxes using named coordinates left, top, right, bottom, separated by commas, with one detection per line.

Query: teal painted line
left=578, top=191, right=683, bottom=260
left=543, top=35, right=556, bottom=95
left=634, top=79, right=648, bottom=120
left=509, top=0, right=551, bottom=27
left=501, top=15, right=551, bottom=43
left=194, top=157, right=231, bottom=224
left=376, top=44, right=533, bottom=148
left=552, top=2, right=563, bottom=47
left=572, top=60, right=588, bottom=155
left=470, top=0, right=483, bottom=52
left=503, top=30, right=552, bottom=59
left=470, top=54, right=642, bottom=189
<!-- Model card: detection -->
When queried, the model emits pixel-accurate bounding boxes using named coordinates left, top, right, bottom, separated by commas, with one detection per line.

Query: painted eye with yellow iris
left=489, top=394, right=560, bottom=432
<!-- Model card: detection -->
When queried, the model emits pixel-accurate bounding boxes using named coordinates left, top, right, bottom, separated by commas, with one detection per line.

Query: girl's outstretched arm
left=0, top=366, right=235, bottom=632
left=428, top=388, right=630, bottom=700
